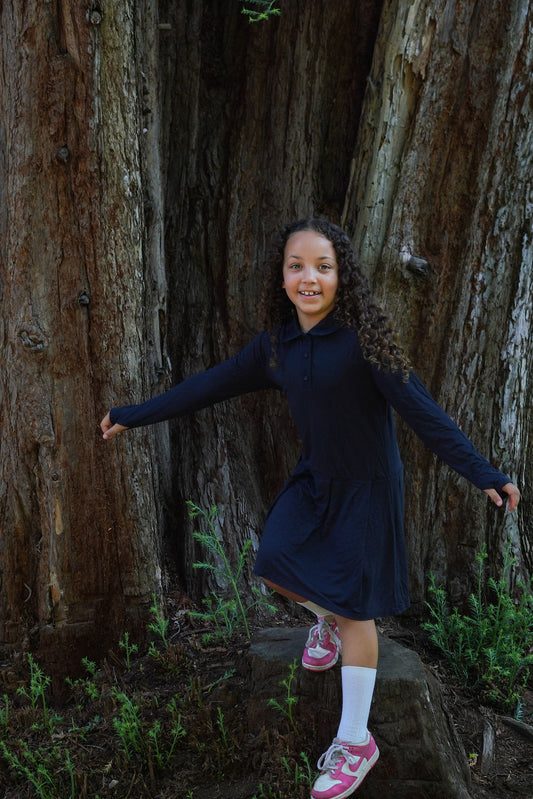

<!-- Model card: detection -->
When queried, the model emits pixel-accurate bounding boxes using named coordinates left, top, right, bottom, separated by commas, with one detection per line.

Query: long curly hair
left=261, top=218, right=411, bottom=379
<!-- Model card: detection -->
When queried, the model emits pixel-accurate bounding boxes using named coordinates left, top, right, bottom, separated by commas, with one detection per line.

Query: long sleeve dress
left=109, top=313, right=510, bottom=620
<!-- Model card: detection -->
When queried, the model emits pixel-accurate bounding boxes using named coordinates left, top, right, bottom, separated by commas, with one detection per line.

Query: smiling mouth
left=299, top=290, right=321, bottom=296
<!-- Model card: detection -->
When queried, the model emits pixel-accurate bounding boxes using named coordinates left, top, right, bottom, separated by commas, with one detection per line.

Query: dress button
left=303, top=376, right=309, bottom=382
left=303, top=353, right=309, bottom=359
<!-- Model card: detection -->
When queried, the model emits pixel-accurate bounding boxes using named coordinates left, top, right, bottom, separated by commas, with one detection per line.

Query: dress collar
left=278, top=312, right=342, bottom=343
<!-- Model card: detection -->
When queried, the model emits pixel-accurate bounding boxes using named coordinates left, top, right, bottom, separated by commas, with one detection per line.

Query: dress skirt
left=253, top=465, right=410, bottom=620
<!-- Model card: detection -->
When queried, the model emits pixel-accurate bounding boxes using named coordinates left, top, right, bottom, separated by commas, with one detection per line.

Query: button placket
left=302, top=336, right=311, bottom=388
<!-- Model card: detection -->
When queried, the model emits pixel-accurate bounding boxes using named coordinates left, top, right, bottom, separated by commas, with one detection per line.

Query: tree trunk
left=1, top=0, right=530, bottom=675
left=0, top=0, right=168, bottom=682
left=159, top=0, right=531, bottom=611
left=342, top=0, right=532, bottom=606
left=158, top=0, right=383, bottom=603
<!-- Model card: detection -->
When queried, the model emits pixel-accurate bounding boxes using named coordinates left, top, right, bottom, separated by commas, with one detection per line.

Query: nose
left=300, top=265, right=316, bottom=283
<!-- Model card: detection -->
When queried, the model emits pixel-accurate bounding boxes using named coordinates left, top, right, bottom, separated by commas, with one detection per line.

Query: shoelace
left=306, top=619, right=333, bottom=648
left=317, top=741, right=358, bottom=773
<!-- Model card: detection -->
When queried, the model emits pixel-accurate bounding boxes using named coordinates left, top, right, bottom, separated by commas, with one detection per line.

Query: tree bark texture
left=342, top=0, right=532, bottom=604
left=0, top=0, right=169, bottom=678
left=158, top=0, right=384, bottom=601
left=159, top=0, right=531, bottom=611
left=1, top=0, right=531, bottom=669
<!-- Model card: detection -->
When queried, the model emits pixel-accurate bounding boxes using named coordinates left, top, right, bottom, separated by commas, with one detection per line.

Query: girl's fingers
left=102, top=423, right=127, bottom=440
left=100, top=412, right=128, bottom=439
left=501, top=482, right=521, bottom=511
left=484, top=483, right=520, bottom=511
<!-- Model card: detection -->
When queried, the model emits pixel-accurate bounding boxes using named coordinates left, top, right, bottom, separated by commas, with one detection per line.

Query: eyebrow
left=285, top=254, right=335, bottom=260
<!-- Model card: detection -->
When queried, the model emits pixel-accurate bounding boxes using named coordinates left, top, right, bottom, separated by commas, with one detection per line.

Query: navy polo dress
left=110, top=314, right=510, bottom=620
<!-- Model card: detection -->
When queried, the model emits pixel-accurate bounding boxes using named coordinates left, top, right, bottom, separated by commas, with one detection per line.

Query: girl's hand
left=100, top=412, right=128, bottom=440
left=484, top=482, right=521, bottom=512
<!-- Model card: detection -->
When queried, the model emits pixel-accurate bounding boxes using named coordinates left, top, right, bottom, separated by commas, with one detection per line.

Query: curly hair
left=261, top=217, right=411, bottom=379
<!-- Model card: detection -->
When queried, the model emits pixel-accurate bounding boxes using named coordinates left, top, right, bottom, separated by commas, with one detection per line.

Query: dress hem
left=253, top=568, right=410, bottom=621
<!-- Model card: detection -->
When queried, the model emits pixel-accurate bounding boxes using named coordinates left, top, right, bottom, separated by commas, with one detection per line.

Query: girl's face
left=282, top=231, right=339, bottom=332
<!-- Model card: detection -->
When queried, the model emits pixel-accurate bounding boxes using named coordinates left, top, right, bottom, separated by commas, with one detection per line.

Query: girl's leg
left=334, top=616, right=378, bottom=668
left=333, top=616, right=377, bottom=745
left=311, top=617, right=379, bottom=798
left=262, top=578, right=307, bottom=603
left=262, top=578, right=335, bottom=616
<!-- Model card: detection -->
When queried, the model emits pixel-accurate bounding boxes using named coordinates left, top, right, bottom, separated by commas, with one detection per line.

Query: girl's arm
left=372, top=367, right=520, bottom=511
left=101, top=331, right=277, bottom=438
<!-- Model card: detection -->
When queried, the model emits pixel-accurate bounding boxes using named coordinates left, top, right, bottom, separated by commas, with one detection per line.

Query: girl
left=101, top=218, right=520, bottom=799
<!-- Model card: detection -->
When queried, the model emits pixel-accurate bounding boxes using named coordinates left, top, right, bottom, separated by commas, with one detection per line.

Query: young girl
left=101, top=218, right=520, bottom=798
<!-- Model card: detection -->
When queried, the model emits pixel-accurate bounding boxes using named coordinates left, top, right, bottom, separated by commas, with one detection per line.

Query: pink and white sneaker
left=302, top=617, right=341, bottom=672
left=311, top=735, right=379, bottom=799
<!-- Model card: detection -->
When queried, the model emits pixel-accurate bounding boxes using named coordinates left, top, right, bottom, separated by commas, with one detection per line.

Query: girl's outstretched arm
left=100, top=411, right=128, bottom=440
left=484, top=483, right=521, bottom=511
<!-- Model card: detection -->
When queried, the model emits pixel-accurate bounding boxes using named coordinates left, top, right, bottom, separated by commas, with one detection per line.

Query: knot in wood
left=77, top=292, right=90, bottom=307
left=400, top=247, right=430, bottom=277
left=89, top=9, right=102, bottom=25
left=55, top=146, right=70, bottom=164
left=18, top=329, right=46, bottom=351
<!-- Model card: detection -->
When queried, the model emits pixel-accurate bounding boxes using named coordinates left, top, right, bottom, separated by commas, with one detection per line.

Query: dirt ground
left=0, top=592, right=532, bottom=798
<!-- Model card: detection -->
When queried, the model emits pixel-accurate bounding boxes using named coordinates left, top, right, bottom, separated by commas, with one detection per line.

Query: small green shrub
left=66, top=657, right=99, bottom=703
left=16, top=653, right=62, bottom=734
left=268, top=658, right=300, bottom=734
left=119, top=631, right=139, bottom=668
left=423, top=542, right=533, bottom=711
left=148, top=593, right=170, bottom=649
left=188, top=501, right=276, bottom=642
left=0, top=740, right=75, bottom=799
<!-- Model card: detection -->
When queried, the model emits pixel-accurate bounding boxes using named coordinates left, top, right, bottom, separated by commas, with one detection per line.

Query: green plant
left=112, top=689, right=144, bottom=761
left=282, top=750, right=316, bottom=787
left=0, top=693, right=9, bottom=732
left=188, top=501, right=276, bottom=642
left=0, top=740, right=75, bottom=799
left=66, top=657, right=99, bottom=703
left=423, top=542, right=533, bottom=710
left=203, top=668, right=237, bottom=695
left=148, top=592, right=170, bottom=649
left=17, top=653, right=50, bottom=711
left=16, top=653, right=61, bottom=733
left=239, top=0, right=280, bottom=22
left=119, top=631, right=139, bottom=669
left=147, top=702, right=187, bottom=770
left=268, top=658, right=300, bottom=734
left=216, top=706, right=230, bottom=749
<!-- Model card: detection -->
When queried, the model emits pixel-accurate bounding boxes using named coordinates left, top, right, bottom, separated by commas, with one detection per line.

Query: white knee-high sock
left=336, top=665, right=377, bottom=744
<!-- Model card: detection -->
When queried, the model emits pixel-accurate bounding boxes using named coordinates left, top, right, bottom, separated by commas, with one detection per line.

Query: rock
left=247, top=627, right=472, bottom=799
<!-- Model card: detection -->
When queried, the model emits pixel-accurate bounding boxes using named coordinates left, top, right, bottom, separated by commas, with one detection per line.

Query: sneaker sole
left=301, top=649, right=340, bottom=671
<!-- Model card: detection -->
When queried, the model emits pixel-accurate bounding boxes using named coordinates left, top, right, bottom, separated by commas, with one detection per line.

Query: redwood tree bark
left=0, top=0, right=169, bottom=680
left=1, top=0, right=530, bottom=675
left=158, top=0, right=384, bottom=603
left=159, top=0, right=530, bottom=612
left=342, top=0, right=532, bottom=606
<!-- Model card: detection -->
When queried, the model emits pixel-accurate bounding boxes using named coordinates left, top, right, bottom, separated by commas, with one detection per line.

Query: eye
left=287, top=262, right=302, bottom=270
left=319, top=263, right=333, bottom=271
